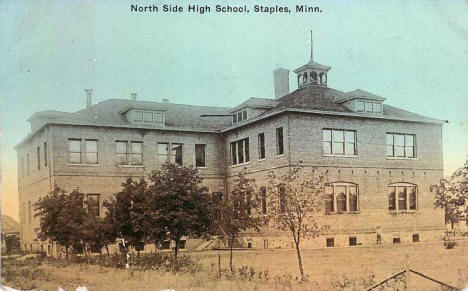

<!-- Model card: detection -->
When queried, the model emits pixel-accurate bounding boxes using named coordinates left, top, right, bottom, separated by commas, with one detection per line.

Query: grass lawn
left=3, top=240, right=468, bottom=290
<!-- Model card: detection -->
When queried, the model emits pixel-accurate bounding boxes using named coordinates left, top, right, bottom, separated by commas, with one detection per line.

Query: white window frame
left=232, top=110, right=248, bottom=124
left=230, top=138, right=250, bottom=166
left=386, top=133, right=416, bottom=158
left=388, top=183, right=417, bottom=212
left=323, top=129, right=357, bottom=156
left=325, top=182, right=359, bottom=214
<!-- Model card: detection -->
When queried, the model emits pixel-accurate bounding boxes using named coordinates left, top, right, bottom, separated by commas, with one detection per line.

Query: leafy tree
left=34, top=186, right=86, bottom=259
left=103, top=178, right=148, bottom=254
left=146, top=162, right=214, bottom=259
left=81, top=214, right=116, bottom=257
left=266, top=164, right=329, bottom=281
left=213, top=170, right=261, bottom=271
left=431, top=158, right=468, bottom=231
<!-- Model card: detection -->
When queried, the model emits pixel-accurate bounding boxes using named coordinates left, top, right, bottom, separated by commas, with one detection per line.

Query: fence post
left=218, top=253, right=221, bottom=278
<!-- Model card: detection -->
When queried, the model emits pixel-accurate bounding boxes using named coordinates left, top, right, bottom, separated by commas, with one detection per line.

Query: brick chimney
left=273, top=68, right=290, bottom=99
left=85, top=89, right=93, bottom=108
left=131, top=93, right=137, bottom=100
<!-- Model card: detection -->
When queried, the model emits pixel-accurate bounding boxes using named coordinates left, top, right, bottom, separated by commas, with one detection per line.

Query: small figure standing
left=376, top=226, right=382, bottom=245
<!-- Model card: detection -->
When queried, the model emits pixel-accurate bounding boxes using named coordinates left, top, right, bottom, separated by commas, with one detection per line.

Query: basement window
left=393, top=237, right=401, bottom=244
left=349, top=237, right=357, bottom=246
left=413, top=234, right=419, bottom=242
left=326, top=238, right=334, bottom=247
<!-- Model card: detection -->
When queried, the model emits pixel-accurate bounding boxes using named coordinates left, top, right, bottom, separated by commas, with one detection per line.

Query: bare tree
left=266, top=164, right=329, bottom=281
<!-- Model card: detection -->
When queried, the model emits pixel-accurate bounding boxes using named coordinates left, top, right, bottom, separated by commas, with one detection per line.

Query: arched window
left=303, top=72, right=308, bottom=83
left=388, top=183, right=417, bottom=211
left=311, top=71, right=318, bottom=84
left=298, top=74, right=302, bottom=87
left=325, top=182, right=359, bottom=214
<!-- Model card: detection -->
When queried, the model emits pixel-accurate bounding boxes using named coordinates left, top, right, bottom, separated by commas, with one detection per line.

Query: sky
left=1, top=0, right=467, bottom=221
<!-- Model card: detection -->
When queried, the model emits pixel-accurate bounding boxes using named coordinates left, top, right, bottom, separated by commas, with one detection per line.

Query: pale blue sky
left=1, top=0, right=467, bottom=220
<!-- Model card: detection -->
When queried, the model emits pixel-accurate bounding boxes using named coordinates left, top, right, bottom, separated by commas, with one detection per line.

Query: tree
left=213, top=170, right=261, bottom=271
left=146, top=162, right=214, bottom=259
left=266, top=164, right=329, bottom=281
left=103, top=178, right=148, bottom=254
left=431, top=158, right=468, bottom=231
left=34, top=186, right=87, bottom=259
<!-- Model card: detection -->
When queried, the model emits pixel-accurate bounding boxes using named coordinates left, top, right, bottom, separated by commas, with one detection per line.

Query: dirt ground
left=2, top=239, right=468, bottom=291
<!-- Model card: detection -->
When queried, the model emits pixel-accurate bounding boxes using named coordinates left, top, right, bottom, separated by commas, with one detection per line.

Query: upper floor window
left=69, top=139, right=82, bottom=164
left=386, top=133, right=415, bottom=158
left=36, top=146, right=41, bottom=170
left=230, top=138, right=249, bottom=165
left=86, top=194, right=100, bottom=217
left=388, top=183, right=417, bottom=211
left=44, top=142, right=48, bottom=167
left=20, top=157, right=24, bottom=177
left=232, top=110, right=248, bottom=124
left=323, top=129, right=356, bottom=156
left=258, top=133, right=265, bottom=160
left=276, top=128, right=284, bottom=156
left=26, top=154, right=30, bottom=175
left=133, top=111, right=164, bottom=124
left=356, top=101, right=382, bottom=113
left=115, top=141, right=142, bottom=165
left=85, top=140, right=98, bottom=164
left=325, top=182, right=358, bottom=214
left=195, top=144, right=206, bottom=167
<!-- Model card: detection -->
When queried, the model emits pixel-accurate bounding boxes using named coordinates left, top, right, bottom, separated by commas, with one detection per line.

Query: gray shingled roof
left=230, top=97, right=278, bottom=112
left=274, top=86, right=350, bottom=112
left=336, top=89, right=386, bottom=103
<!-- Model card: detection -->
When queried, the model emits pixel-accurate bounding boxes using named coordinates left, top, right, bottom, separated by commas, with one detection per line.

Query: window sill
left=276, top=154, right=285, bottom=158
left=388, top=210, right=417, bottom=214
left=326, top=211, right=360, bottom=215
left=386, top=157, right=417, bottom=160
left=117, top=165, right=145, bottom=168
left=258, top=158, right=266, bottom=162
left=323, top=154, right=359, bottom=158
left=68, top=163, right=100, bottom=167
left=196, top=166, right=207, bottom=169
left=230, top=162, right=250, bottom=168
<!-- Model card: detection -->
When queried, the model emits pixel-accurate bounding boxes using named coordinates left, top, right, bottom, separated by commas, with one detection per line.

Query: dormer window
left=131, top=110, right=164, bottom=125
left=232, top=110, right=248, bottom=124
left=355, top=101, right=382, bottom=113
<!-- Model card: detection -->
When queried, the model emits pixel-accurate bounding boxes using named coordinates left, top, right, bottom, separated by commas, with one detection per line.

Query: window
left=28, top=201, right=31, bottom=224
left=386, top=133, right=416, bottom=158
left=323, top=129, right=356, bottom=156
left=27, top=154, right=30, bottom=175
left=115, top=141, right=128, bottom=165
left=326, top=238, right=334, bottom=247
left=195, top=144, right=206, bottom=167
left=133, top=111, right=143, bottom=122
left=157, top=142, right=169, bottom=164
left=87, top=194, right=100, bottom=217
left=388, top=183, right=417, bottom=211
left=230, top=138, right=249, bottom=165
left=171, top=143, right=183, bottom=165
left=325, top=182, right=359, bottom=213
left=85, top=140, right=98, bottom=164
left=276, top=127, right=284, bottom=156
left=69, top=139, right=82, bottom=164
left=116, top=141, right=142, bottom=165
left=161, top=241, right=171, bottom=249
left=349, top=237, right=357, bottom=246
left=365, top=101, right=373, bottom=112
left=260, top=187, right=267, bottom=214
left=153, top=113, right=163, bottom=123
left=131, top=142, right=143, bottom=165
left=37, top=146, right=41, bottom=170
left=373, top=103, right=382, bottom=113
left=179, top=240, right=186, bottom=249
left=21, top=157, right=24, bottom=177
left=413, top=234, right=419, bottom=242
left=44, top=142, right=47, bottom=167
left=233, top=110, right=248, bottom=124
left=393, top=237, right=401, bottom=244
left=279, top=185, right=286, bottom=213
left=356, top=101, right=365, bottom=112
left=144, top=112, right=153, bottom=123
left=258, top=133, right=265, bottom=160
left=22, top=202, right=26, bottom=225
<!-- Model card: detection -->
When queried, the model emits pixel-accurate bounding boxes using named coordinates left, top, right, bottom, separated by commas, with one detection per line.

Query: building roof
left=2, top=215, right=20, bottom=234
left=336, top=89, right=386, bottom=103
left=16, top=86, right=445, bottom=149
left=293, top=60, right=331, bottom=73
left=230, top=97, right=278, bottom=112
